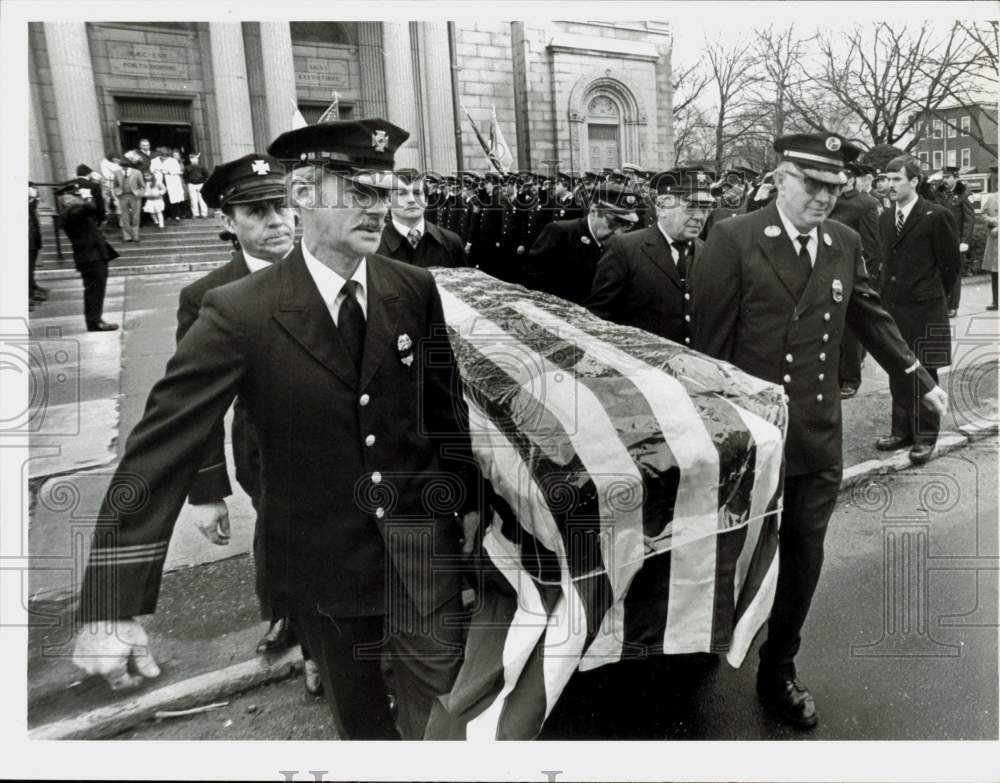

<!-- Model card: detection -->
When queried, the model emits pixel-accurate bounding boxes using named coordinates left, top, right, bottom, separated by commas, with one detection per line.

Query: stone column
left=29, top=85, right=51, bottom=187
left=43, top=23, right=104, bottom=178
left=259, top=22, right=299, bottom=141
left=357, top=22, right=388, bottom=119
left=209, top=23, right=255, bottom=161
left=415, top=23, right=457, bottom=174
left=380, top=22, right=421, bottom=169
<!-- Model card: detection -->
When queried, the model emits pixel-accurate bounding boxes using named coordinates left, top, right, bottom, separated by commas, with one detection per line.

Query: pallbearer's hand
left=190, top=500, right=230, bottom=545
left=72, top=618, right=161, bottom=691
left=459, top=511, right=481, bottom=557
left=922, top=385, right=948, bottom=416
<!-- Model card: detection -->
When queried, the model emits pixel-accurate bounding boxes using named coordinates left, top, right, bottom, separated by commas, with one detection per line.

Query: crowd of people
left=27, top=112, right=993, bottom=739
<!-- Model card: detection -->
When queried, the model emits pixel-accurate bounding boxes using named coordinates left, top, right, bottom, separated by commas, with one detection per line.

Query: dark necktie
left=796, top=235, right=812, bottom=277
left=407, top=227, right=421, bottom=249
left=673, top=241, right=690, bottom=280
left=896, top=209, right=905, bottom=234
left=338, top=279, right=366, bottom=373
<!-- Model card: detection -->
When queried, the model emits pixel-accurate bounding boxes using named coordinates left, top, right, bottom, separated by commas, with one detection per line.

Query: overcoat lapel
left=794, top=225, right=841, bottom=319
left=894, top=197, right=925, bottom=246
left=359, top=257, right=401, bottom=391
left=273, top=246, right=359, bottom=389
left=641, top=227, right=683, bottom=290
left=756, top=203, right=805, bottom=303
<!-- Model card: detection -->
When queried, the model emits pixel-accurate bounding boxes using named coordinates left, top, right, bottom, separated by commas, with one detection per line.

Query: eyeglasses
left=783, top=169, right=845, bottom=197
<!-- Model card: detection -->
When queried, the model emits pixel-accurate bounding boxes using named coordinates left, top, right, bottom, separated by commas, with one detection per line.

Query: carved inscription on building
left=108, top=42, right=189, bottom=80
left=295, top=58, right=350, bottom=88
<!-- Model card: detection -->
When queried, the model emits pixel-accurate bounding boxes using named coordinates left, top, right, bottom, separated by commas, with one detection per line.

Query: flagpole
left=448, top=22, right=464, bottom=175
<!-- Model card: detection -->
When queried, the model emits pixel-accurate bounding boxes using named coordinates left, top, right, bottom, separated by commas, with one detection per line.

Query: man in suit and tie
left=692, top=133, right=948, bottom=730
left=72, top=119, right=482, bottom=741
left=525, top=183, right=640, bottom=305
left=874, top=156, right=960, bottom=465
left=377, top=169, right=466, bottom=268
left=173, top=153, right=323, bottom=693
left=114, top=155, right=146, bottom=243
left=586, top=168, right=715, bottom=346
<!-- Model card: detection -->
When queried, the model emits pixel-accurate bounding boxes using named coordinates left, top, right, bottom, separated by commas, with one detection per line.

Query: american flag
left=425, top=269, right=787, bottom=740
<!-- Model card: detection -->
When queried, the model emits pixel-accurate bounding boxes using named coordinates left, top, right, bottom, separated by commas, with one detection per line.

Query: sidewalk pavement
left=24, top=272, right=999, bottom=738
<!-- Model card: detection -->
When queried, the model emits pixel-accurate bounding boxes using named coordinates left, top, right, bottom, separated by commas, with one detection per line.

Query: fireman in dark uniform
left=692, top=132, right=948, bottom=731
left=935, top=165, right=975, bottom=316
left=586, top=168, right=715, bottom=345
left=525, top=182, right=639, bottom=304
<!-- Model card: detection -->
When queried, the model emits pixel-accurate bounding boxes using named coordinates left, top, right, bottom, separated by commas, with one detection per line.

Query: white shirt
left=242, top=251, right=273, bottom=274
left=392, top=217, right=426, bottom=242
left=776, top=205, right=818, bottom=266
left=657, top=224, right=690, bottom=267
left=302, top=244, right=368, bottom=326
left=895, top=195, right=918, bottom=226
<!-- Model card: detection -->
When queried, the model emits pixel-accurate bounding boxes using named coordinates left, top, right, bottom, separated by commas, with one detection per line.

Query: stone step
left=38, top=236, right=233, bottom=262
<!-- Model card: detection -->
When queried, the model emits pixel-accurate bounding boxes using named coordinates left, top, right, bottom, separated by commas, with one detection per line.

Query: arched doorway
left=586, top=95, right=622, bottom=170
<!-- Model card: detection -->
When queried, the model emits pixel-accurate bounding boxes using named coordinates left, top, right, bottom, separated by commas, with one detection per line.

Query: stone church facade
left=29, top=20, right=674, bottom=183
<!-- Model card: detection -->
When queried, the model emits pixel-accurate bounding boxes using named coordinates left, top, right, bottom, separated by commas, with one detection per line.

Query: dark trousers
left=29, top=247, right=39, bottom=295
left=990, top=273, right=998, bottom=306
left=759, top=465, right=843, bottom=678
left=947, top=260, right=963, bottom=310
left=888, top=366, right=940, bottom=446
left=78, top=260, right=109, bottom=326
left=289, top=593, right=466, bottom=740
left=838, top=325, right=865, bottom=388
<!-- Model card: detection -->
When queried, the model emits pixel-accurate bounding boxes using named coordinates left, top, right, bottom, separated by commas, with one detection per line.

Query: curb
left=28, top=647, right=304, bottom=740
left=27, top=423, right=997, bottom=740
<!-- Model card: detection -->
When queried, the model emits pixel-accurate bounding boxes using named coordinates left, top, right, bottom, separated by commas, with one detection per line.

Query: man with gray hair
left=692, top=133, right=948, bottom=730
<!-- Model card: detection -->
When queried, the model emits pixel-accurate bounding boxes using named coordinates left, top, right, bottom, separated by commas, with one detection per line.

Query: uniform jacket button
left=822, top=334, right=829, bottom=343
left=372, top=471, right=382, bottom=484
left=816, top=393, right=824, bottom=402
left=783, top=374, right=791, bottom=383
left=360, top=393, right=371, bottom=406
left=375, top=506, right=385, bottom=519
left=365, top=434, right=376, bottom=447
left=785, top=353, right=794, bottom=363
left=684, top=314, right=691, bottom=322
left=819, top=352, right=826, bottom=361
left=823, top=312, right=831, bottom=321
left=818, top=373, right=825, bottom=381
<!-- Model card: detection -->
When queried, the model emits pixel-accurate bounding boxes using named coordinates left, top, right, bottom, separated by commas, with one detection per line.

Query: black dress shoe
left=255, top=617, right=292, bottom=655
left=757, top=674, right=818, bottom=729
left=987, top=304, right=998, bottom=311
left=875, top=434, right=913, bottom=451
left=839, top=384, right=859, bottom=399
left=909, top=442, right=935, bottom=465
left=86, top=320, right=119, bottom=332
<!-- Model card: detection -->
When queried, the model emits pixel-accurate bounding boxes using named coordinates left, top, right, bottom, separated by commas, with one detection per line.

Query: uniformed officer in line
left=587, top=169, right=714, bottom=345
left=72, top=118, right=482, bottom=741
left=691, top=132, right=948, bottom=730
left=935, top=165, right=975, bottom=317
left=701, top=170, right=747, bottom=239
left=828, top=160, right=883, bottom=399
left=525, top=182, right=639, bottom=304
left=469, top=171, right=506, bottom=277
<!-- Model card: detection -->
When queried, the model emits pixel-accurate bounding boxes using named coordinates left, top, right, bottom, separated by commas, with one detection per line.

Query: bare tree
left=784, top=22, right=988, bottom=151
left=670, top=59, right=713, bottom=164
left=703, top=36, right=770, bottom=171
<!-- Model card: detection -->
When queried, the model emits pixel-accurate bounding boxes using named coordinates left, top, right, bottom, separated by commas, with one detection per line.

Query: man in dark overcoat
left=378, top=170, right=467, bottom=268
left=875, top=156, right=960, bottom=464
left=525, top=183, right=639, bottom=305
left=72, top=119, right=482, bottom=741
left=692, top=133, right=948, bottom=730
left=173, top=153, right=320, bottom=690
left=55, top=181, right=119, bottom=331
left=586, top=169, right=714, bottom=346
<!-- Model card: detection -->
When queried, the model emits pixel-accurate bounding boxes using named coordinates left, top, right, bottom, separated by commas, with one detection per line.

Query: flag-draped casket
left=426, top=268, right=787, bottom=740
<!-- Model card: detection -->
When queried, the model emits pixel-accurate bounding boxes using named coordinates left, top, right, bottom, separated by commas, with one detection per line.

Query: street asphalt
left=23, top=258, right=999, bottom=740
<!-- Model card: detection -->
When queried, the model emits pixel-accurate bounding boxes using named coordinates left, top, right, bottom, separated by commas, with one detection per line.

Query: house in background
left=910, top=102, right=998, bottom=199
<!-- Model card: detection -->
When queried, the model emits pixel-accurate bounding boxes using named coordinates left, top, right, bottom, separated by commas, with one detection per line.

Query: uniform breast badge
left=823, top=233, right=832, bottom=246
left=764, top=225, right=781, bottom=237
left=832, top=279, right=844, bottom=303
left=398, top=333, right=414, bottom=367
left=580, top=235, right=592, bottom=245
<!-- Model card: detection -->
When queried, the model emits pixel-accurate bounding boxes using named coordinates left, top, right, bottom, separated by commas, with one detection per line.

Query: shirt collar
left=242, top=250, right=274, bottom=274
left=301, top=242, right=367, bottom=309
left=775, top=204, right=818, bottom=246
left=392, top=217, right=426, bottom=240
left=896, top=196, right=918, bottom=222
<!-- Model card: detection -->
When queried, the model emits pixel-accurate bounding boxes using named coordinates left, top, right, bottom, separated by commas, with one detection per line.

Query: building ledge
left=548, top=34, right=660, bottom=62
